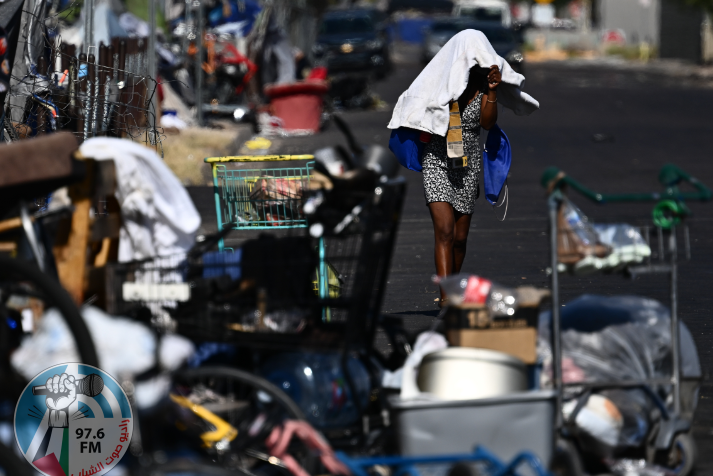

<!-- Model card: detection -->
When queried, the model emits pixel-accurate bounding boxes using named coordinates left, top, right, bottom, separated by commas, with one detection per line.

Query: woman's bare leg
left=428, top=202, right=455, bottom=300
left=453, top=211, right=473, bottom=273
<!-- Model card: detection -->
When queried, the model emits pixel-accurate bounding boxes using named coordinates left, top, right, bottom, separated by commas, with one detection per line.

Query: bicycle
left=0, top=133, right=99, bottom=473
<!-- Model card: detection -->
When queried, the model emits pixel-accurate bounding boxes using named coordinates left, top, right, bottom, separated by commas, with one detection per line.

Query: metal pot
left=417, top=347, right=527, bottom=400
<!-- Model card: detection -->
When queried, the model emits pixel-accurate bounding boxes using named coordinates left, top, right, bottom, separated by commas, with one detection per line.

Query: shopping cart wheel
left=171, top=366, right=309, bottom=475
left=550, top=438, right=584, bottom=476
left=656, top=432, right=696, bottom=476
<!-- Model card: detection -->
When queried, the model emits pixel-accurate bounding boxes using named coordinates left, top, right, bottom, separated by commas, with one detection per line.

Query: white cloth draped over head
left=387, top=29, right=539, bottom=136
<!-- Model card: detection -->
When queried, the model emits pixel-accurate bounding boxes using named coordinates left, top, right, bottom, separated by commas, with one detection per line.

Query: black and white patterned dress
left=422, top=91, right=483, bottom=215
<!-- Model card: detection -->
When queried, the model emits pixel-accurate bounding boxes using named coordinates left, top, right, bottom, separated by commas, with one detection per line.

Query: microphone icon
left=33, top=373, right=104, bottom=398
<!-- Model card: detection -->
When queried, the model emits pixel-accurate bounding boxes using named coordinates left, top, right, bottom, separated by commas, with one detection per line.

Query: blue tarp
left=208, top=0, right=261, bottom=33
left=394, top=18, right=433, bottom=43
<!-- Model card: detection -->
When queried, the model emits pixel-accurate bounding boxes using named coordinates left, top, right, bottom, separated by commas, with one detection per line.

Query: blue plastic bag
left=483, top=124, right=511, bottom=205
left=389, top=128, right=425, bottom=172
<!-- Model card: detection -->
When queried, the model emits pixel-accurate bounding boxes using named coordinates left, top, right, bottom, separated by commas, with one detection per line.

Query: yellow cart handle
left=205, top=155, right=315, bottom=163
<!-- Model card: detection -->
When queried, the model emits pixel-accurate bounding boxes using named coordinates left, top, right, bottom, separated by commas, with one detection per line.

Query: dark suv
left=313, top=9, right=390, bottom=78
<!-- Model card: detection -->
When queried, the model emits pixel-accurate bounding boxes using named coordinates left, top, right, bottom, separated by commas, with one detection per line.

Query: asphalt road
left=191, top=57, right=713, bottom=472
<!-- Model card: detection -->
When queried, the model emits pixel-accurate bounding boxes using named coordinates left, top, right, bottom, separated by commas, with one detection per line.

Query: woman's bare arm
left=480, top=65, right=501, bottom=130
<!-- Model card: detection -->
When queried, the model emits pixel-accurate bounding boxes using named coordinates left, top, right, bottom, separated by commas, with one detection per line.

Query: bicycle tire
left=176, top=366, right=305, bottom=421
left=0, top=255, right=99, bottom=367
left=0, top=440, right=34, bottom=476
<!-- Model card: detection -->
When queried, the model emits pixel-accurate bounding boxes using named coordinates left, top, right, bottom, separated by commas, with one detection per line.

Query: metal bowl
left=417, top=347, right=528, bottom=400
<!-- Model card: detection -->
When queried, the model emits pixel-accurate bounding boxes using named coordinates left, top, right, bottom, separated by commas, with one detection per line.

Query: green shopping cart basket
left=205, top=155, right=315, bottom=250
left=205, top=154, right=336, bottom=316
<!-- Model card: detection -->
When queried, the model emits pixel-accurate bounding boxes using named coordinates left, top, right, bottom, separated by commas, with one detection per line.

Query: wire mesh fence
left=3, top=0, right=163, bottom=149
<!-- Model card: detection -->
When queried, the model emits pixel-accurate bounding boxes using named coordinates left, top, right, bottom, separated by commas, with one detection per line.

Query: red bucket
left=264, top=80, right=329, bottom=133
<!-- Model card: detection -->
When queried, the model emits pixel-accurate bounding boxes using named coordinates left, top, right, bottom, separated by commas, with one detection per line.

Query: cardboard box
left=443, top=286, right=549, bottom=330
left=447, top=327, right=538, bottom=364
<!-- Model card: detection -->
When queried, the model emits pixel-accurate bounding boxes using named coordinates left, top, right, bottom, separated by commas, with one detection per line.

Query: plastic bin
left=389, top=390, right=556, bottom=467
left=264, top=81, right=329, bottom=133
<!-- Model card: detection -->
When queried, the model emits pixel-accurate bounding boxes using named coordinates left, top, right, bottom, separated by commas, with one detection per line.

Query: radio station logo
left=14, top=364, right=133, bottom=476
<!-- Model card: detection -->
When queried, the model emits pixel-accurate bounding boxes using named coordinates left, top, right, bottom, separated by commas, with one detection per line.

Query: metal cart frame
left=544, top=163, right=712, bottom=461
left=204, top=154, right=341, bottom=303
left=205, top=154, right=315, bottom=237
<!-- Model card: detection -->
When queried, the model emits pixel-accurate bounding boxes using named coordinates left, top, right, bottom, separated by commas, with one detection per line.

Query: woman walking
left=387, top=30, right=539, bottom=305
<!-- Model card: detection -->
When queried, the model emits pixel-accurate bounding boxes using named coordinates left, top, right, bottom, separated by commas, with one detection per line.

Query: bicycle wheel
left=168, top=366, right=307, bottom=475
left=0, top=255, right=99, bottom=374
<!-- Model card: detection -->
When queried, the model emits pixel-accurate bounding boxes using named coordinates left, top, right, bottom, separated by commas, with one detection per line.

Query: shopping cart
left=204, top=155, right=315, bottom=248
left=542, top=164, right=712, bottom=475
left=107, top=177, right=406, bottom=347
left=203, top=153, right=347, bottom=306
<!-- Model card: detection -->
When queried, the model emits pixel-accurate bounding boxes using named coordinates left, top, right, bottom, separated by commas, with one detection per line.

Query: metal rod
left=98, top=43, right=108, bottom=133
left=77, top=53, right=87, bottom=137
left=84, top=0, right=93, bottom=52
left=148, top=0, right=158, bottom=138
left=86, top=54, right=96, bottom=139
left=89, top=53, right=98, bottom=136
left=20, top=202, right=45, bottom=271
left=670, top=228, right=681, bottom=415
left=548, top=192, right=563, bottom=430
left=544, top=166, right=712, bottom=203
left=684, top=225, right=691, bottom=261
left=195, top=0, right=204, bottom=127
left=212, top=163, right=225, bottom=251
left=118, top=40, right=127, bottom=83
left=116, top=40, right=127, bottom=137
left=563, top=378, right=674, bottom=388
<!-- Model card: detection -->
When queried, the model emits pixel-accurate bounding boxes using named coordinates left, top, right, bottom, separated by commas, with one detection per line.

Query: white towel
left=387, top=29, right=539, bottom=136
left=80, top=138, right=201, bottom=262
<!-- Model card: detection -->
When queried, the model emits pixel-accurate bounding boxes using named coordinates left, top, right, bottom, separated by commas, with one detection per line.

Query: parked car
left=453, top=0, right=512, bottom=27
left=313, top=9, right=391, bottom=79
left=421, top=18, right=524, bottom=74
left=387, top=0, right=454, bottom=14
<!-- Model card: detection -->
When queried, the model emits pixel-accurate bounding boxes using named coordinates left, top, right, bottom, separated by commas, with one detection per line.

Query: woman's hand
left=480, top=66, right=500, bottom=130
left=487, top=65, right=501, bottom=90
